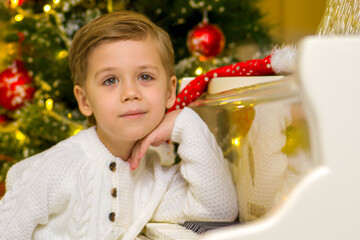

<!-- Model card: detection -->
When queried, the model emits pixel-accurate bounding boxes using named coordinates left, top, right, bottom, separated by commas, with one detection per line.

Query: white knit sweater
left=0, top=107, right=238, bottom=240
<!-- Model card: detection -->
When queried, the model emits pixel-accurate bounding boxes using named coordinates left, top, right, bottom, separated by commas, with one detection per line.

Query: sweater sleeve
left=152, top=107, right=238, bottom=222
left=0, top=147, right=71, bottom=240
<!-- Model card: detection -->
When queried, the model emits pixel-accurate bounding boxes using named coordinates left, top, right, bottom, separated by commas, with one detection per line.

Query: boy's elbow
left=206, top=198, right=239, bottom=222
left=219, top=188, right=239, bottom=221
left=217, top=200, right=239, bottom=221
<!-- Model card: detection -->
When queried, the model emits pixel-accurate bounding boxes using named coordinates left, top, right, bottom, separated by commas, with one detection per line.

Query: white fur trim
left=271, top=45, right=297, bottom=74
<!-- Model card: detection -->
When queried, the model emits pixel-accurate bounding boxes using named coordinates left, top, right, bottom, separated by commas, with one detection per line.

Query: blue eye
left=103, top=77, right=118, bottom=85
left=138, top=74, right=153, bottom=81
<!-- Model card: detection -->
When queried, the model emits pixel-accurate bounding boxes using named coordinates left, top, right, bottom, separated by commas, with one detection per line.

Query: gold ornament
left=229, top=106, right=255, bottom=137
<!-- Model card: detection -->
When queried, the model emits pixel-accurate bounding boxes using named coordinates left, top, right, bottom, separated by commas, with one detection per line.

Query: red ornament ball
left=187, top=23, right=225, bottom=60
left=0, top=60, right=35, bottom=111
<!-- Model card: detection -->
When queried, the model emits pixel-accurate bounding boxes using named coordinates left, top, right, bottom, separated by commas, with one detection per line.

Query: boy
left=0, top=11, right=238, bottom=240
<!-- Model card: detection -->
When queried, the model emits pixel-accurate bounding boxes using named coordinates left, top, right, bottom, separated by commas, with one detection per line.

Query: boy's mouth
left=120, top=110, right=146, bottom=119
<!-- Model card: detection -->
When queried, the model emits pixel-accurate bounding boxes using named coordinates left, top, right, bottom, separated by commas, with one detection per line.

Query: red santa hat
left=168, top=45, right=296, bottom=112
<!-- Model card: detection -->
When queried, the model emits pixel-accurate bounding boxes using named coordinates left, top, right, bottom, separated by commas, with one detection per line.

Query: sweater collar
left=78, top=126, right=130, bottom=169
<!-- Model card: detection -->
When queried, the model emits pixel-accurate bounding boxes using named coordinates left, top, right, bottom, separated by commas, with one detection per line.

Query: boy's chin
left=125, top=130, right=152, bottom=142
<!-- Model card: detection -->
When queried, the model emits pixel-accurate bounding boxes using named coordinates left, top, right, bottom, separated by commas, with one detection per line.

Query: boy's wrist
left=170, top=107, right=204, bottom=143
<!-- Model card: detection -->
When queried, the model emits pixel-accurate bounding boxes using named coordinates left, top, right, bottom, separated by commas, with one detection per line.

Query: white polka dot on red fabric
left=266, top=64, right=271, bottom=68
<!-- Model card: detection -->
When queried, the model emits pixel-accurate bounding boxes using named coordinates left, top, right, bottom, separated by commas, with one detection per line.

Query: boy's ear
left=166, top=76, right=177, bottom=109
left=73, top=85, right=93, bottom=117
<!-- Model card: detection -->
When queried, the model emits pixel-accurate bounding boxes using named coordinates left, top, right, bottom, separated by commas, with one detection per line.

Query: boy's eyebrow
left=94, top=65, right=159, bottom=78
left=94, top=67, right=116, bottom=78
left=138, top=65, right=159, bottom=72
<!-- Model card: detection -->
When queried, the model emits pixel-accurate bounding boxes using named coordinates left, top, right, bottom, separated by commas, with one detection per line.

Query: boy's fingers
left=128, top=156, right=135, bottom=169
left=138, top=135, right=154, bottom=159
left=130, top=139, right=149, bottom=170
left=130, top=156, right=140, bottom=170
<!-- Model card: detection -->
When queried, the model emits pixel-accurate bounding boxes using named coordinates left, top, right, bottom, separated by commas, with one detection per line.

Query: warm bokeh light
left=195, top=67, right=203, bottom=75
left=73, top=128, right=81, bottom=135
left=58, top=50, right=68, bottom=59
left=43, top=4, right=51, bottom=12
left=15, top=130, right=25, bottom=142
left=10, top=0, right=20, bottom=8
left=14, top=14, right=24, bottom=22
left=45, top=98, right=54, bottom=111
left=232, top=137, right=241, bottom=147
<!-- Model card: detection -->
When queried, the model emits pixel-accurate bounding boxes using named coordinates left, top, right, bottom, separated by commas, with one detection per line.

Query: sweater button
left=111, top=188, right=117, bottom=198
left=109, top=162, right=116, bottom=172
left=109, top=212, right=116, bottom=222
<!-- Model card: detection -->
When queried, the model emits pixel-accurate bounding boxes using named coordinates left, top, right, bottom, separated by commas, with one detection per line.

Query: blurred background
left=0, top=0, right=327, bottom=196
left=237, top=0, right=327, bottom=60
left=260, top=0, right=326, bottom=44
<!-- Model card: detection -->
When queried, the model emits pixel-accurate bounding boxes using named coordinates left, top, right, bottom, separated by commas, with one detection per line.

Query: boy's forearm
left=170, top=107, right=238, bottom=221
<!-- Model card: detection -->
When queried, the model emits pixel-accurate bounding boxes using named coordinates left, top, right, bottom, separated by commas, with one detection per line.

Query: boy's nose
left=120, top=81, right=141, bottom=102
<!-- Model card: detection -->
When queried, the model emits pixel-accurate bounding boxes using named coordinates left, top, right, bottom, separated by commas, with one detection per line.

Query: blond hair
left=68, top=10, right=175, bottom=87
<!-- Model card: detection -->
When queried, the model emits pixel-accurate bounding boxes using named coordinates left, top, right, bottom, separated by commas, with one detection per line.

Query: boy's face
left=74, top=38, right=176, bottom=151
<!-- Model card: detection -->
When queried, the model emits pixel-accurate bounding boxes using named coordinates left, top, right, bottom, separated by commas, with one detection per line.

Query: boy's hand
left=128, top=109, right=182, bottom=170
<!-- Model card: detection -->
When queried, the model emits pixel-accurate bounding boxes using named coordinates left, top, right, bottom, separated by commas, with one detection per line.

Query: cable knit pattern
left=152, top=107, right=238, bottom=222
left=0, top=107, right=238, bottom=240
left=67, top=164, right=95, bottom=238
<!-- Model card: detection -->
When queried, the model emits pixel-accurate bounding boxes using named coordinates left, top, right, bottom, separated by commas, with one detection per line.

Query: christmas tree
left=0, top=0, right=272, bottom=195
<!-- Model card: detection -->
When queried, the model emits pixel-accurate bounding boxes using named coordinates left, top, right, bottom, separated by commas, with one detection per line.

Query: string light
left=14, top=14, right=24, bottom=22
left=43, top=4, right=51, bottom=12
left=232, top=137, right=241, bottom=147
left=10, top=0, right=20, bottom=8
left=7, top=43, right=16, bottom=55
left=45, top=98, right=54, bottom=111
left=15, top=130, right=26, bottom=142
left=53, top=0, right=61, bottom=4
left=58, top=50, right=68, bottom=59
left=195, top=67, right=203, bottom=75
left=67, top=113, right=72, bottom=119
left=73, top=128, right=81, bottom=135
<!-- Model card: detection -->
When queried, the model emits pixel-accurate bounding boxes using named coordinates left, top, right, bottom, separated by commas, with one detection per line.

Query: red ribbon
left=167, top=55, right=274, bottom=112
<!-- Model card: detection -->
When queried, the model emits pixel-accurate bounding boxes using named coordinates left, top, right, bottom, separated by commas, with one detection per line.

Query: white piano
left=139, top=36, right=360, bottom=240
